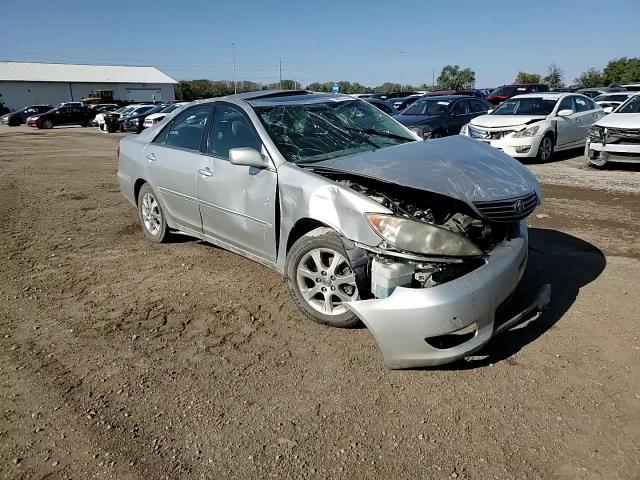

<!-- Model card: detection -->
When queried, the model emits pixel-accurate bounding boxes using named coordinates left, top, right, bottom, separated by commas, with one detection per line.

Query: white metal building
left=0, top=62, right=177, bottom=110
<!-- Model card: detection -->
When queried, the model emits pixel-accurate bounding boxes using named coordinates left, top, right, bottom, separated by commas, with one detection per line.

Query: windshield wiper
left=345, top=127, right=413, bottom=142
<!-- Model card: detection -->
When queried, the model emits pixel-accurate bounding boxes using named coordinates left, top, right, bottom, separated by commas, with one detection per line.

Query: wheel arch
left=285, top=218, right=332, bottom=254
left=133, top=178, right=147, bottom=205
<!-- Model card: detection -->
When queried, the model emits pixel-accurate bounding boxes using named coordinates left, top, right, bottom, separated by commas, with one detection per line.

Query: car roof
left=508, top=92, right=574, bottom=100
left=594, top=92, right=633, bottom=97
left=417, top=95, right=475, bottom=101
left=191, top=90, right=348, bottom=107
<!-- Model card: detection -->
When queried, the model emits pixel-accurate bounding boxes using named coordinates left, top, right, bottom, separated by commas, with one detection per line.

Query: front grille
left=607, top=127, right=640, bottom=139
left=474, top=191, right=538, bottom=223
left=469, top=126, right=513, bottom=140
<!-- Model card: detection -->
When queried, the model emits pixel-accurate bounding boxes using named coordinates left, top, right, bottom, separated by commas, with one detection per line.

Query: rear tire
left=137, top=184, right=168, bottom=243
left=286, top=228, right=368, bottom=328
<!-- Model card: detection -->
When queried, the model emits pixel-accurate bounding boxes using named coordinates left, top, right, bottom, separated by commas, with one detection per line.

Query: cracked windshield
left=254, top=99, right=415, bottom=163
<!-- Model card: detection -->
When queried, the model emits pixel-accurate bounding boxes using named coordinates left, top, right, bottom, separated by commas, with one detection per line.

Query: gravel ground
left=1, top=126, right=639, bottom=480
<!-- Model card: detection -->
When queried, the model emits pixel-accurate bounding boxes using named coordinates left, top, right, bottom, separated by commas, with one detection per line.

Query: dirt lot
left=1, top=126, right=639, bottom=480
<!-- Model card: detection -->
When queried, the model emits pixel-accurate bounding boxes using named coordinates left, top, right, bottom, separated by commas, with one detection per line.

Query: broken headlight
left=366, top=213, right=483, bottom=257
left=588, top=125, right=604, bottom=141
left=513, top=125, right=540, bottom=138
left=409, top=125, right=433, bottom=139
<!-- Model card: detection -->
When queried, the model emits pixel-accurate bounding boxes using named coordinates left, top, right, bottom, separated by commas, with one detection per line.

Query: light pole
left=399, top=51, right=405, bottom=90
left=231, top=42, right=237, bottom=94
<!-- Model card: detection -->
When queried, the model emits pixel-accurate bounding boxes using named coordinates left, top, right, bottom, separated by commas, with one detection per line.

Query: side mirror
left=558, top=108, right=575, bottom=117
left=487, top=109, right=494, bottom=114
left=557, top=109, right=574, bottom=117
left=229, top=147, right=270, bottom=168
left=603, top=106, right=614, bottom=114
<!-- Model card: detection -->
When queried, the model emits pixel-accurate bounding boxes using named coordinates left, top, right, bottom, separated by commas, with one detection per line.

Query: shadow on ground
left=448, top=227, right=606, bottom=369
left=520, top=146, right=583, bottom=165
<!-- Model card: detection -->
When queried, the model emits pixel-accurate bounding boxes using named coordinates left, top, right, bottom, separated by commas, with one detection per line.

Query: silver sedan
left=117, top=91, right=550, bottom=368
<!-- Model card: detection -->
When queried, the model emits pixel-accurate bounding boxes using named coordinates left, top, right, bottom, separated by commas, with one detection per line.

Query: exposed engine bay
left=314, top=169, right=520, bottom=298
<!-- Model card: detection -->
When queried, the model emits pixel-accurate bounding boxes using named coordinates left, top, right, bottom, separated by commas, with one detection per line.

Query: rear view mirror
left=557, top=109, right=574, bottom=117
left=229, top=147, right=270, bottom=168
left=603, top=106, right=614, bottom=114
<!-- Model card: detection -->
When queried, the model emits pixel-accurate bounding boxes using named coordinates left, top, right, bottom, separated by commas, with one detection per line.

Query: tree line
left=175, top=57, right=640, bottom=100
left=515, top=57, right=640, bottom=88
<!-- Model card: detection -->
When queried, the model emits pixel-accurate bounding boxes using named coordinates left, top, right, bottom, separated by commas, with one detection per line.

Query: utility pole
left=399, top=51, right=405, bottom=90
left=231, top=42, right=237, bottom=94
left=432, top=67, right=435, bottom=88
left=279, top=58, right=283, bottom=89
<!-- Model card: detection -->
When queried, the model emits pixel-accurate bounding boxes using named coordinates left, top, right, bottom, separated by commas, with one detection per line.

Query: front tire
left=137, top=184, right=168, bottom=243
left=286, top=228, right=366, bottom=328
left=43, top=119, right=54, bottom=129
left=536, top=133, right=554, bottom=162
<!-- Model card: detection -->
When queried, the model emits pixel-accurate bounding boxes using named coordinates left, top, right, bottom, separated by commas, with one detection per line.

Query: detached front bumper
left=347, top=222, right=550, bottom=369
left=586, top=139, right=640, bottom=165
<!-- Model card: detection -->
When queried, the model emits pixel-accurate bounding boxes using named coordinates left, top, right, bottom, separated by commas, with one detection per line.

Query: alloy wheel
left=539, top=137, right=553, bottom=161
left=141, top=192, right=162, bottom=236
left=296, top=248, right=358, bottom=316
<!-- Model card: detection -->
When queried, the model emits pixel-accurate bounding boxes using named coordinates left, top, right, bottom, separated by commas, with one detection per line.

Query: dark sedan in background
left=364, top=98, right=397, bottom=115
left=1, top=104, right=53, bottom=126
left=394, top=95, right=492, bottom=139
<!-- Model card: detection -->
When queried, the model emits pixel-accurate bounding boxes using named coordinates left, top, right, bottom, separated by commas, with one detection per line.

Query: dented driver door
left=196, top=103, right=278, bottom=263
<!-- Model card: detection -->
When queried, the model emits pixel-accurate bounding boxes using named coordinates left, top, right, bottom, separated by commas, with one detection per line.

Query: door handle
left=145, top=152, right=156, bottom=162
left=198, top=167, right=213, bottom=177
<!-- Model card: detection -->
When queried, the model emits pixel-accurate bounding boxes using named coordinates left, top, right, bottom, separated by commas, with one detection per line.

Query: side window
left=576, top=97, right=594, bottom=111
left=373, top=102, right=392, bottom=114
left=24, top=108, right=36, bottom=114
left=470, top=99, right=490, bottom=113
left=451, top=100, right=469, bottom=115
left=161, top=105, right=212, bottom=150
left=208, top=104, right=261, bottom=159
left=557, top=96, right=575, bottom=113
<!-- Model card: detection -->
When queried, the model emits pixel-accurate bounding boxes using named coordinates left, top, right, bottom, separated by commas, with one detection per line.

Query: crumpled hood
left=312, top=135, right=541, bottom=204
left=394, top=114, right=443, bottom=128
left=471, top=114, right=546, bottom=128
left=594, top=113, right=640, bottom=129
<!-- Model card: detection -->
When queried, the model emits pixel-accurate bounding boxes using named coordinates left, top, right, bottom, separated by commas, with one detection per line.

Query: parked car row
left=361, top=86, right=638, bottom=168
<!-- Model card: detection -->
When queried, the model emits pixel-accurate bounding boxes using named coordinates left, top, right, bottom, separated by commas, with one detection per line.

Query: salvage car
left=117, top=90, right=550, bottom=369
left=486, top=84, right=549, bottom=105
left=143, top=102, right=189, bottom=128
left=26, top=105, right=91, bottom=129
left=122, top=104, right=170, bottom=134
left=100, top=104, right=154, bottom=133
left=363, top=98, right=397, bottom=115
left=395, top=95, right=492, bottom=139
left=592, top=92, right=635, bottom=112
left=461, top=93, right=605, bottom=161
left=1, top=104, right=52, bottom=126
left=586, top=93, right=640, bottom=168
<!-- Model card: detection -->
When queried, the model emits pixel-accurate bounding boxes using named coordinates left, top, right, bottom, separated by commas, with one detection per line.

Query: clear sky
left=1, top=0, right=639, bottom=88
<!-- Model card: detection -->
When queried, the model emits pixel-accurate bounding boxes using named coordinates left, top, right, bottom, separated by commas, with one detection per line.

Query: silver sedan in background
left=117, top=91, right=550, bottom=369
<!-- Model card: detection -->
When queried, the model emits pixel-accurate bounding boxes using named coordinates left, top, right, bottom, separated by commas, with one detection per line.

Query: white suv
left=461, top=93, right=605, bottom=161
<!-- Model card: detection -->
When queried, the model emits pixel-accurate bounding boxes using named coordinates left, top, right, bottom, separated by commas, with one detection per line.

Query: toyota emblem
left=514, top=200, right=524, bottom=215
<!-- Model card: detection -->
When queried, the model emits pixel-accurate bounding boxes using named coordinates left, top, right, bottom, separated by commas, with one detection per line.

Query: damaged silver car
left=117, top=90, right=550, bottom=369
